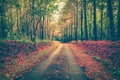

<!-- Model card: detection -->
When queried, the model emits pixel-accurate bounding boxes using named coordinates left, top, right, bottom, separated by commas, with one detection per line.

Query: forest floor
left=0, top=40, right=60, bottom=80
left=0, top=40, right=120, bottom=80
left=70, top=40, right=120, bottom=80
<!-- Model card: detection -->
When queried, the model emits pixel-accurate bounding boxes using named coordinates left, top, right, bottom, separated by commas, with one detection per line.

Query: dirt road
left=14, top=44, right=90, bottom=80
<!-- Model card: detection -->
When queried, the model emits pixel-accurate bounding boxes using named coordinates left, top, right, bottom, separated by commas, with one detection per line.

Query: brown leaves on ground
left=69, top=42, right=114, bottom=80
left=0, top=40, right=57, bottom=79
left=75, top=41, right=120, bottom=80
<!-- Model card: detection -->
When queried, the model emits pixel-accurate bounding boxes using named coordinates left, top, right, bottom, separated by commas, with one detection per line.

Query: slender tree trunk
left=107, top=0, right=116, bottom=41
left=75, top=0, right=78, bottom=41
left=46, top=16, right=49, bottom=39
left=74, top=8, right=76, bottom=40
left=41, top=16, right=44, bottom=40
left=93, top=0, right=97, bottom=41
left=16, top=8, right=19, bottom=32
left=80, top=0, right=83, bottom=41
left=89, top=7, right=93, bottom=40
left=69, top=24, right=71, bottom=41
left=83, top=0, right=88, bottom=40
left=100, top=0, right=103, bottom=40
left=10, top=8, right=13, bottom=33
left=117, top=0, right=120, bottom=40
left=31, top=0, right=36, bottom=44
left=0, top=0, right=7, bottom=39
left=70, top=14, right=73, bottom=41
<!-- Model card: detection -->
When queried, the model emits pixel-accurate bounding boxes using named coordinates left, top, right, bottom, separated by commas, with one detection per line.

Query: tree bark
left=107, top=0, right=116, bottom=41
left=83, top=0, right=88, bottom=40
left=117, top=0, right=120, bottom=40
left=100, top=0, right=103, bottom=40
left=80, top=0, right=83, bottom=41
left=75, top=0, right=78, bottom=41
left=0, top=0, right=7, bottom=39
left=93, top=0, right=97, bottom=41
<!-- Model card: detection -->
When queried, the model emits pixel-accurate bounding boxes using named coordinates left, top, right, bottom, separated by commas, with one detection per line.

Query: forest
left=0, top=0, right=120, bottom=80
left=0, top=0, right=120, bottom=42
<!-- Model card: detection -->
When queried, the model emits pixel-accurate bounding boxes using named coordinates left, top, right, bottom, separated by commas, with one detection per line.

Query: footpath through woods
left=0, top=41, right=120, bottom=80
left=14, top=44, right=90, bottom=80
left=14, top=41, right=120, bottom=80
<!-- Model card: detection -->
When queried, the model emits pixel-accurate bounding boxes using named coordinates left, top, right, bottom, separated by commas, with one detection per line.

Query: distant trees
left=0, top=0, right=58, bottom=43
left=60, top=0, right=119, bottom=42
left=0, top=0, right=120, bottom=42
left=0, top=0, right=20, bottom=39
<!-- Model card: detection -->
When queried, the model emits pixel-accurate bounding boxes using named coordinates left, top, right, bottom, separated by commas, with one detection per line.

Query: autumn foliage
left=68, top=41, right=120, bottom=80
left=0, top=40, right=53, bottom=79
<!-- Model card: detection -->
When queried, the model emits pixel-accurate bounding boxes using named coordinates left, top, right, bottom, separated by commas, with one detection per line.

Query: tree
left=0, top=0, right=7, bottom=39
left=83, top=0, right=88, bottom=40
left=117, top=0, right=120, bottom=40
left=0, top=0, right=20, bottom=39
left=100, top=0, right=104, bottom=40
left=107, top=0, right=116, bottom=41
left=93, top=0, right=97, bottom=40
left=75, top=0, right=78, bottom=41
left=80, top=0, right=83, bottom=41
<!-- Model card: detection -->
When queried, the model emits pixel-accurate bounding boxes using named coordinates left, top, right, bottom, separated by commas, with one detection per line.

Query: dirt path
left=14, top=44, right=90, bottom=80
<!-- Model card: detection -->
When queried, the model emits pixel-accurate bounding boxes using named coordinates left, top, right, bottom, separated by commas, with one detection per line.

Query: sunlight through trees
left=0, top=0, right=120, bottom=42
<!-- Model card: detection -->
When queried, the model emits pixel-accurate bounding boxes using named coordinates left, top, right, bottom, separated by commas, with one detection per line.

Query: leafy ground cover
left=0, top=40, right=59, bottom=80
left=70, top=41, right=120, bottom=80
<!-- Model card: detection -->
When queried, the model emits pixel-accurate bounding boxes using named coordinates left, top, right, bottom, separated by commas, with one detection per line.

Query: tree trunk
left=83, top=0, right=88, bottom=40
left=73, top=8, right=76, bottom=40
left=70, top=16, right=73, bottom=41
left=0, top=0, right=7, bottom=39
left=31, top=0, right=36, bottom=44
left=41, top=16, right=44, bottom=40
left=117, top=0, right=120, bottom=40
left=107, top=0, right=116, bottom=41
left=100, top=0, right=103, bottom=40
left=93, top=0, right=97, bottom=41
left=75, top=0, right=78, bottom=41
left=80, top=0, right=83, bottom=41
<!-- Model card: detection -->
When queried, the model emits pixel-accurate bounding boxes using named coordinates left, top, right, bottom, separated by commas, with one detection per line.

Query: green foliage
left=93, top=56, right=109, bottom=66
left=53, top=36, right=60, bottom=40
left=102, top=60, right=109, bottom=66
left=93, top=56, right=101, bottom=62
left=113, top=70, right=120, bottom=79
left=6, top=0, right=21, bottom=9
left=1, top=0, right=119, bottom=41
